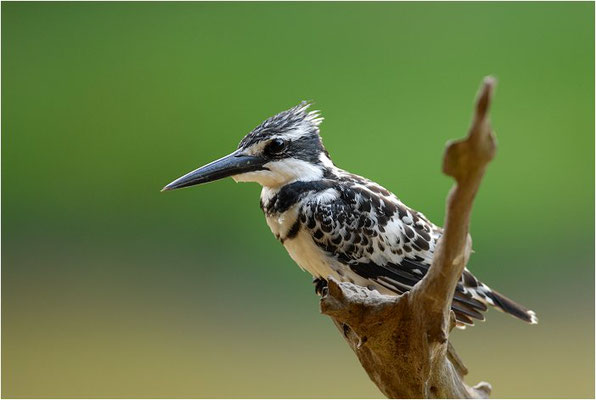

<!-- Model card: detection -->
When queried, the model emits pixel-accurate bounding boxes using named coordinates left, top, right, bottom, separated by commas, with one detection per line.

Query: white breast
left=260, top=186, right=376, bottom=287
left=262, top=199, right=335, bottom=279
left=282, top=228, right=335, bottom=278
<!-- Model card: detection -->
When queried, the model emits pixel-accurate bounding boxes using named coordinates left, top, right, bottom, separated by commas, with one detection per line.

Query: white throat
left=232, top=153, right=334, bottom=189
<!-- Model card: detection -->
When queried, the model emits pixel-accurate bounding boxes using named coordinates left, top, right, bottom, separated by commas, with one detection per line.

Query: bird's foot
left=313, top=277, right=328, bottom=297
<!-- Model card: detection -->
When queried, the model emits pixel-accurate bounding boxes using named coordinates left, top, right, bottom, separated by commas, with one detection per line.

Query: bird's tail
left=458, top=270, right=538, bottom=325
left=481, top=287, right=538, bottom=324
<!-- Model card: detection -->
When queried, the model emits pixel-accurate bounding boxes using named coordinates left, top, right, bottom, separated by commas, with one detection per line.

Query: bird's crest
left=239, top=101, right=324, bottom=149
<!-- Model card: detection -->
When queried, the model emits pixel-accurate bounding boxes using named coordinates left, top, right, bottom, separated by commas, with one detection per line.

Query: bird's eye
left=266, top=138, right=287, bottom=155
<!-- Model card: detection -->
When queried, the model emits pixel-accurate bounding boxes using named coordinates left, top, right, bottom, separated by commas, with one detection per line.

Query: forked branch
left=319, top=77, right=497, bottom=398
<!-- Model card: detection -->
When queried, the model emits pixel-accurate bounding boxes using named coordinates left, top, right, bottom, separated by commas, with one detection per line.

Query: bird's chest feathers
left=260, top=186, right=334, bottom=278
left=261, top=187, right=296, bottom=240
left=265, top=209, right=333, bottom=278
left=264, top=209, right=298, bottom=240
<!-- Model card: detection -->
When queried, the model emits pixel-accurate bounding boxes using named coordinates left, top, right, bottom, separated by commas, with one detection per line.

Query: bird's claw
left=313, top=277, right=328, bottom=297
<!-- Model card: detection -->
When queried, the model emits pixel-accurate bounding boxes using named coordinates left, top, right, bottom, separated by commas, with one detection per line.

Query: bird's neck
left=258, top=152, right=338, bottom=206
left=259, top=165, right=343, bottom=217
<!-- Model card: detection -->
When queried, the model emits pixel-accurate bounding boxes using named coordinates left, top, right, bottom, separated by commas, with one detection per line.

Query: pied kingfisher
left=163, top=102, right=537, bottom=327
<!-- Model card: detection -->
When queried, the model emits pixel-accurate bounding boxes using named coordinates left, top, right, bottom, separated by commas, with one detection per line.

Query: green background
left=2, top=2, right=594, bottom=398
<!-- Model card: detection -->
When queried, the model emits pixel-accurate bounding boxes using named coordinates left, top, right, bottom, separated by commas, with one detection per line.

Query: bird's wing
left=299, top=178, right=488, bottom=326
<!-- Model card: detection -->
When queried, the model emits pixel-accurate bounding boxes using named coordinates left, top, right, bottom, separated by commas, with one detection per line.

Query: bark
left=319, top=77, right=497, bottom=399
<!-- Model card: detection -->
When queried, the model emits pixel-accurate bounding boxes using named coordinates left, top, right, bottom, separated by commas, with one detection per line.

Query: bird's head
left=162, top=102, right=333, bottom=191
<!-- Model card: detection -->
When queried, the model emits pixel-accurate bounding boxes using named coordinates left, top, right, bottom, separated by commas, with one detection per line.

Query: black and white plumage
left=164, top=102, right=537, bottom=327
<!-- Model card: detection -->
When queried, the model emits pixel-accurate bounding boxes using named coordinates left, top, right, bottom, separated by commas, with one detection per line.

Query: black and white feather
left=170, top=101, right=538, bottom=327
left=247, top=102, right=537, bottom=327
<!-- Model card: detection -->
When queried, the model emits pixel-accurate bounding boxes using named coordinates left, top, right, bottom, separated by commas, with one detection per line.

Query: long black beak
left=161, top=150, right=266, bottom=191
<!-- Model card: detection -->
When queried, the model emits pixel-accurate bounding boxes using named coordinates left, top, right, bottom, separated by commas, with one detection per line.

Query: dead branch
left=319, top=77, right=497, bottom=398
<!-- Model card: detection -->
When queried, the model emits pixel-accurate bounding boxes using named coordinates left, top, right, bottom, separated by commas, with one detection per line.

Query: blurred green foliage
left=2, top=2, right=594, bottom=398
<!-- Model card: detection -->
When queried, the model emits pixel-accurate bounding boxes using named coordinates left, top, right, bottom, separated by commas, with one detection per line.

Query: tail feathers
left=483, top=288, right=538, bottom=324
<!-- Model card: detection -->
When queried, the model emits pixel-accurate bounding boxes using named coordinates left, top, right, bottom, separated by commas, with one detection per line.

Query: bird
left=162, top=102, right=537, bottom=327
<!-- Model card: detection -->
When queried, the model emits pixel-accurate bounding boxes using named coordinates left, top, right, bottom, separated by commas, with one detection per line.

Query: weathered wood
left=319, top=77, right=497, bottom=398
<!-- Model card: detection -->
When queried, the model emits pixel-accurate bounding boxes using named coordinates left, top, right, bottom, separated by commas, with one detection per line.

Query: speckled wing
left=298, top=175, right=489, bottom=326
